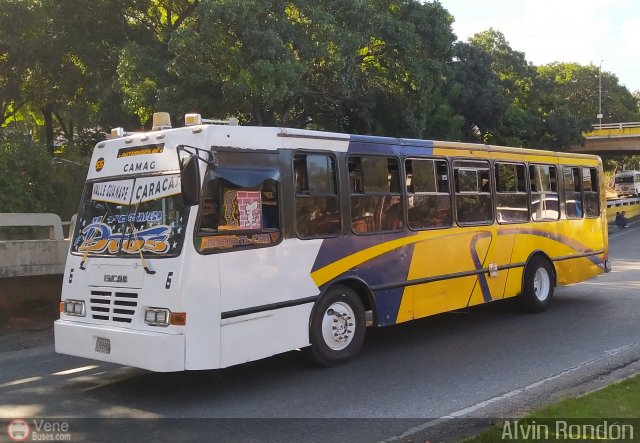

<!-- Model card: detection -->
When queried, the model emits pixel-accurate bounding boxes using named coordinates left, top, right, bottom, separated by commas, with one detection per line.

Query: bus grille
left=89, top=290, right=138, bottom=324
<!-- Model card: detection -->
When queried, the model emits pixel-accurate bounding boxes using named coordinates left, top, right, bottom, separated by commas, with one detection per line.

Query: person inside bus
left=200, top=199, right=218, bottom=231
left=615, top=211, right=629, bottom=229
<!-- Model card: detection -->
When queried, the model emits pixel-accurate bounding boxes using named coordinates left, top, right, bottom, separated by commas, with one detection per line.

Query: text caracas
left=134, top=175, right=180, bottom=201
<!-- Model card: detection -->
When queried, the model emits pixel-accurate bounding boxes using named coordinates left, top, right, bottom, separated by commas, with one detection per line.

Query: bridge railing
left=0, top=213, right=72, bottom=278
left=592, top=122, right=640, bottom=130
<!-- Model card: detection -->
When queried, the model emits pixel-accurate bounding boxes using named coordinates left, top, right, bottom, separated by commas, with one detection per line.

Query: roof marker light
left=152, top=112, right=172, bottom=131
left=185, top=113, right=202, bottom=126
left=111, top=127, right=125, bottom=138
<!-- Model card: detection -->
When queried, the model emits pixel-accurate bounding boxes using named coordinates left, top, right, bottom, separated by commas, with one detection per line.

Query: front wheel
left=307, top=285, right=366, bottom=367
left=518, top=256, right=555, bottom=313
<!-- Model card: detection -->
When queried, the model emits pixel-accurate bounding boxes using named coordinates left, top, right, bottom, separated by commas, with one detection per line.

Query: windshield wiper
left=127, top=200, right=156, bottom=275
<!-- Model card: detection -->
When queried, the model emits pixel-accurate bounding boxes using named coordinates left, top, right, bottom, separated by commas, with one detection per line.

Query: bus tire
left=307, top=285, right=366, bottom=367
left=518, top=256, right=554, bottom=313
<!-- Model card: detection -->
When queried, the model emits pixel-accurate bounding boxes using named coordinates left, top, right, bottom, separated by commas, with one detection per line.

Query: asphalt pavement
left=1, top=224, right=640, bottom=442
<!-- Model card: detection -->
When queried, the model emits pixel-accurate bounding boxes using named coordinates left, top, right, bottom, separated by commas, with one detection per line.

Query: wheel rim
left=533, top=267, right=551, bottom=301
left=321, top=301, right=356, bottom=351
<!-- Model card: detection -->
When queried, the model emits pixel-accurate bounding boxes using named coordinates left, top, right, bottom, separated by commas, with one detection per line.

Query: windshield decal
left=102, top=211, right=163, bottom=224
left=132, top=174, right=181, bottom=204
left=73, top=175, right=187, bottom=258
left=220, top=190, right=262, bottom=231
left=91, top=179, right=134, bottom=204
left=239, top=191, right=262, bottom=228
left=76, top=223, right=173, bottom=255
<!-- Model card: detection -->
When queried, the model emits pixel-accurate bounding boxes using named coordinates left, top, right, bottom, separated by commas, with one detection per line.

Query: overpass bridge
left=573, top=122, right=640, bottom=154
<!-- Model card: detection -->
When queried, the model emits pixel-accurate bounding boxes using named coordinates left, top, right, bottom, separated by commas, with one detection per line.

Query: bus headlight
left=145, top=308, right=170, bottom=326
left=63, top=300, right=86, bottom=317
left=144, top=308, right=187, bottom=326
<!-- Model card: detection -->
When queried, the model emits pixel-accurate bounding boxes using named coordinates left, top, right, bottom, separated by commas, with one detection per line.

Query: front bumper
left=54, top=320, right=185, bottom=372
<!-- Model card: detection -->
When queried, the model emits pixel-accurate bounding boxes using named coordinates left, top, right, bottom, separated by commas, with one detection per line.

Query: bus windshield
left=71, top=173, right=188, bottom=258
left=615, top=174, right=636, bottom=184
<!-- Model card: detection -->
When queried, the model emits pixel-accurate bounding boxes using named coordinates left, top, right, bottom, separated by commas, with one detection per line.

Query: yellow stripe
left=431, top=147, right=599, bottom=166
left=311, top=221, right=605, bottom=288
left=312, top=225, right=492, bottom=287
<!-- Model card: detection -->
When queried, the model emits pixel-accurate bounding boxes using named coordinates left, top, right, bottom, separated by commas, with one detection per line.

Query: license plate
left=95, top=337, right=111, bottom=354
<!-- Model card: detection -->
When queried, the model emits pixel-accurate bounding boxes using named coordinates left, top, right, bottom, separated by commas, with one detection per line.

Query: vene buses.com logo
left=7, top=418, right=30, bottom=441
left=95, top=157, right=105, bottom=172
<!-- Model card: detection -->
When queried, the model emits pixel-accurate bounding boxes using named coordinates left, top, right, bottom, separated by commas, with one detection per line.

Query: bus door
left=197, top=153, right=284, bottom=304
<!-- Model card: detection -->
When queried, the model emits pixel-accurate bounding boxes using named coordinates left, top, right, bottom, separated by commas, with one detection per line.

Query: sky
left=439, top=0, right=640, bottom=93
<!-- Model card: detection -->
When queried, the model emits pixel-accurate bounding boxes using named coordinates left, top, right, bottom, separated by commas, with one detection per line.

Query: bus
left=55, top=113, right=610, bottom=371
left=614, top=170, right=640, bottom=197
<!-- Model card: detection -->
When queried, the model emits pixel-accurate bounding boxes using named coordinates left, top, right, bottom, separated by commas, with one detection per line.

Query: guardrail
left=592, top=122, right=640, bottom=130
left=0, top=213, right=72, bottom=278
left=606, top=197, right=640, bottom=224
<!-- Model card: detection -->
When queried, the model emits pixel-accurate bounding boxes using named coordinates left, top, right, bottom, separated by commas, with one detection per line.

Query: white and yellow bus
left=614, top=170, right=640, bottom=197
left=55, top=113, right=609, bottom=371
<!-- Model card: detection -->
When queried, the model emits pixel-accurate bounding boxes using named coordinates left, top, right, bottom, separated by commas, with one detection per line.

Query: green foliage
left=0, top=125, right=54, bottom=213
left=450, top=41, right=507, bottom=141
left=0, top=125, right=87, bottom=219
left=1, top=0, right=640, bottom=220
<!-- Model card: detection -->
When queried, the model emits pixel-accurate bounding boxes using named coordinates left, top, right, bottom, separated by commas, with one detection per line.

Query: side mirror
left=180, top=154, right=201, bottom=206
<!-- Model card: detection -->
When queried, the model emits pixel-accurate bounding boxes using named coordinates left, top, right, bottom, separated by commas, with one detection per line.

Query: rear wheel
left=518, top=256, right=554, bottom=313
left=307, top=285, right=366, bottom=367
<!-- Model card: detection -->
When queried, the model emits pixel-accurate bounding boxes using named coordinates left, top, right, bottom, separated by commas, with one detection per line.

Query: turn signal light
left=170, top=312, right=187, bottom=326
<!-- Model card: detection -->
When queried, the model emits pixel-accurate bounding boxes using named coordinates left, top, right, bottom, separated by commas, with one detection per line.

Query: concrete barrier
left=606, top=198, right=640, bottom=224
left=0, top=213, right=71, bottom=278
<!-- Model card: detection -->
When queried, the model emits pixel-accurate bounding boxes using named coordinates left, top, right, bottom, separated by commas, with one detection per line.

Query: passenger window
left=530, top=164, right=559, bottom=221
left=454, top=160, right=492, bottom=225
left=349, top=156, right=403, bottom=233
left=583, top=167, right=600, bottom=218
left=563, top=166, right=583, bottom=219
left=495, top=162, right=529, bottom=223
left=196, top=175, right=281, bottom=251
left=406, top=159, right=451, bottom=230
left=293, top=153, right=340, bottom=238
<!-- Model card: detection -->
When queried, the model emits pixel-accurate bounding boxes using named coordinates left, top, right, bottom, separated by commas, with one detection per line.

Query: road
left=1, top=226, right=640, bottom=442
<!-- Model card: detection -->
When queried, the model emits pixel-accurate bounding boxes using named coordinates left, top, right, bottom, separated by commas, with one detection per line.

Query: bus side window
left=530, top=164, right=559, bottom=221
left=197, top=176, right=280, bottom=237
left=294, top=153, right=340, bottom=238
left=453, top=160, right=492, bottom=225
left=495, top=162, right=529, bottom=224
left=583, top=167, right=600, bottom=218
left=563, top=166, right=583, bottom=219
left=348, top=155, right=403, bottom=234
left=406, top=158, right=451, bottom=229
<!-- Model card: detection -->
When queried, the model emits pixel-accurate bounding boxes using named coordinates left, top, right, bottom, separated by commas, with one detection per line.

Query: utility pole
left=597, top=60, right=603, bottom=128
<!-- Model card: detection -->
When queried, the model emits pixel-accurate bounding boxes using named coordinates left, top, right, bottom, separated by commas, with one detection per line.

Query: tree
left=0, top=0, right=36, bottom=126
left=465, top=29, right=540, bottom=146
left=0, top=124, right=54, bottom=213
left=168, top=0, right=457, bottom=138
left=448, top=41, right=506, bottom=142
left=534, top=63, right=640, bottom=150
left=0, top=0, right=132, bottom=153
left=116, top=0, right=199, bottom=128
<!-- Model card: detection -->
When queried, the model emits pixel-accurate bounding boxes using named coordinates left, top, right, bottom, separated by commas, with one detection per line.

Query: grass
left=464, top=374, right=640, bottom=442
